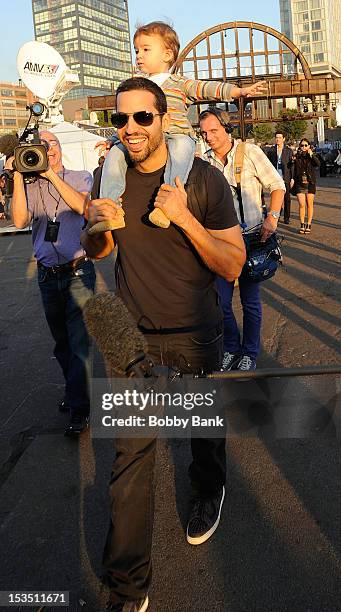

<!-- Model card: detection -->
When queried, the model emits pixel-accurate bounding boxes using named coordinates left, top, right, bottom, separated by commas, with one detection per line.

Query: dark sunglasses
left=111, top=111, right=164, bottom=129
left=300, top=143, right=309, bottom=148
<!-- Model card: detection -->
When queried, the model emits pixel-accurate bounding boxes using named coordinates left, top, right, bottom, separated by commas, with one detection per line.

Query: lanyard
left=38, top=168, right=65, bottom=221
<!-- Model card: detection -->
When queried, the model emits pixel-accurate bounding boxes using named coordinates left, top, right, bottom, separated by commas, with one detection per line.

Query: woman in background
left=289, top=139, right=320, bottom=234
left=0, top=175, right=6, bottom=219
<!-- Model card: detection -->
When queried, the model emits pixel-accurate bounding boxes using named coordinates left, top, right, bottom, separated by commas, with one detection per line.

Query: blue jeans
left=37, top=258, right=96, bottom=416
left=100, top=134, right=196, bottom=200
left=216, top=271, right=262, bottom=359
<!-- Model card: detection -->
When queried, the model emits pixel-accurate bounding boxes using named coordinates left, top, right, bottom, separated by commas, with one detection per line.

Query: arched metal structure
left=173, top=21, right=312, bottom=82
left=172, top=21, right=316, bottom=138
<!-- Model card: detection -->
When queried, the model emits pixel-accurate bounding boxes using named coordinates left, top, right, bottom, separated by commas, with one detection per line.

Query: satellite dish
left=17, top=41, right=67, bottom=100
left=90, top=111, right=99, bottom=125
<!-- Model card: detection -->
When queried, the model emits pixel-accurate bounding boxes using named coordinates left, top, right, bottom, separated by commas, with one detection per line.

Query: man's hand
left=154, top=176, right=191, bottom=228
left=260, top=214, right=278, bottom=242
left=290, top=178, right=295, bottom=188
left=241, top=81, right=267, bottom=97
left=4, top=156, right=14, bottom=171
left=38, top=164, right=53, bottom=179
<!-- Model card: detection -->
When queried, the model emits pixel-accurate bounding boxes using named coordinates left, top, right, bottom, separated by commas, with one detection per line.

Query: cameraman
left=6, top=131, right=96, bottom=435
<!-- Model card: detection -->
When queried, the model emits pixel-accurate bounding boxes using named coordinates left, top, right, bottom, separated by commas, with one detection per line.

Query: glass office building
left=31, top=0, right=133, bottom=99
left=279, top=0, right=341, bottom=77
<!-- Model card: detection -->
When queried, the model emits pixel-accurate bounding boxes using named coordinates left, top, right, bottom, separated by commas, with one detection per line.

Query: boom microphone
left=83, top=292, right=153, bottom=376
left=0, top=134, right=19, bottom=160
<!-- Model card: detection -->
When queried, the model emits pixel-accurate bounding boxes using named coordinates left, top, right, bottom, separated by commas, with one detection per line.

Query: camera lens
left=23, top=150, right=39, bottom=167
left=32, top=102, right=45, bottom=116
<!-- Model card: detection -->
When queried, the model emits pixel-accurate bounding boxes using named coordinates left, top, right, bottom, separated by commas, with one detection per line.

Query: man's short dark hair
left=275, top=131, right=285, bottom=138
left=199, top=107, right=233, bottom=133
left=116, top=77, right=167, bottom=115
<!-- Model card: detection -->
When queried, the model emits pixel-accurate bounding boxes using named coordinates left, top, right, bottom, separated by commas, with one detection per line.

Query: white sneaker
left=237, top=355, right=257, bottom=371
left=220, top=352, right=241, bottom=372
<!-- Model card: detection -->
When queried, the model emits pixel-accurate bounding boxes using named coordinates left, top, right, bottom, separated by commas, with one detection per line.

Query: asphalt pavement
left=0, top=176, right=340, bottom=612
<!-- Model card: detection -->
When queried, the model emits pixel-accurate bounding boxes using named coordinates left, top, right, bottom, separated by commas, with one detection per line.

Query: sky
left=0, top=0, right=281, bottom=83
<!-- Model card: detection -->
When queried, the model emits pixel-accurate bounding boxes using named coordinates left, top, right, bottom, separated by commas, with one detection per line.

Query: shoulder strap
left=233, top=142, right=246, bottom=228
left=234, top=142, right=246, bottom=189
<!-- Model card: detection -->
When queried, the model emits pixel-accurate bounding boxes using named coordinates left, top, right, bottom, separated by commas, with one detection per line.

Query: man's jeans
left=283, top=181, right=291, bottom=222
left=102, top=324, right=225, bottom=604
left=37, top=258, right=96, bottom=416
left=216, top=271, right=262, bottom=359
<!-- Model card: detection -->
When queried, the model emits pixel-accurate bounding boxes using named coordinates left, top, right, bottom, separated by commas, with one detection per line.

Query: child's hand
left=94, top=139, right=111, bottom=156
left=242, top=81, right=267, bottom=97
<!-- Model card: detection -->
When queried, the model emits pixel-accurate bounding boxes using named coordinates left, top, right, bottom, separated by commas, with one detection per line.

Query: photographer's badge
left=44, top=219, right=60, bottom=242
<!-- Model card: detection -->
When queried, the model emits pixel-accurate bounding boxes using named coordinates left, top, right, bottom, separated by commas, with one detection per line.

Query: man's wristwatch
left=268, top=210, right=280, bottom=219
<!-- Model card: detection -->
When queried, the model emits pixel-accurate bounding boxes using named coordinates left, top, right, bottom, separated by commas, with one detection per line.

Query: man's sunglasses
left=111, top=111, right=164, bottom=129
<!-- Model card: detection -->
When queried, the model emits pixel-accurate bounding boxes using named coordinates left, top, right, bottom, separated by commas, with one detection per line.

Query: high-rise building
left=0, top=82, right=34, bottom=134
left=31, top=0, right=133, bottom=99
left=279, top=0, right=341, bottom=78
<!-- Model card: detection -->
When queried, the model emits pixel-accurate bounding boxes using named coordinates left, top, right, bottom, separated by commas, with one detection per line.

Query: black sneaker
left=105, top=594, right=149, bottom=612
left=187, top=486, right=225, bottom=545
left=64, top=414, right=89, bottom=437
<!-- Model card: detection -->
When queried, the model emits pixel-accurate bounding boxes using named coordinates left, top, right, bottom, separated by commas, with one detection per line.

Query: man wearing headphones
left=199, top=108, right=285, bottom=371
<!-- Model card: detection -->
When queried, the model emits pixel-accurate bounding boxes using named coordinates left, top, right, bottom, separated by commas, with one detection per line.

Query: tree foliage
left=275, top=109, right=307, bottom=142
left=97, top=111, right=112, bottom=127
left=251, top=123, right=274, bottom=143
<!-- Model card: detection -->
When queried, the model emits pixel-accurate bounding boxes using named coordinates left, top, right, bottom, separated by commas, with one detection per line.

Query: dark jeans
left=283, top=182, right=291, bottom=222
left=103, top=324, right=225, bottom=604
left=216, top=270, right=262, bottom=359
left=37, top=258, right=96, bottom=416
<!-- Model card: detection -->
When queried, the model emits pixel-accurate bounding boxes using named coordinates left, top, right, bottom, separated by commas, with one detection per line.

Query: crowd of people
left=3, top=19, right=331, bottom=612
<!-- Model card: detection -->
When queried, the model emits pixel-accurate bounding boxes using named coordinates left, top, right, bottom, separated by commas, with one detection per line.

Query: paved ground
left=0, top=177, right=340, bottom=612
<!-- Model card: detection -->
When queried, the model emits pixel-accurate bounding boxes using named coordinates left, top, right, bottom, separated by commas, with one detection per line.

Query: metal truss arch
left=173, top=21, right=312, bottom=81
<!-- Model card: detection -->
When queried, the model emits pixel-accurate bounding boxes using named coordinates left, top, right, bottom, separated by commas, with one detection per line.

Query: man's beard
left=125, top=130, right=163, bottom=164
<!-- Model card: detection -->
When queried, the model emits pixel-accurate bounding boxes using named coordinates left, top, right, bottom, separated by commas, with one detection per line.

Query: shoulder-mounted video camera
left=13, top=102, right=49, bottom=183
left=0, top=102, right=49, bottom=191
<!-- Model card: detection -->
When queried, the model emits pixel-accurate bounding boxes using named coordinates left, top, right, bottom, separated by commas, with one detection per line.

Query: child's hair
left=134, top=21, right=180, bottom=67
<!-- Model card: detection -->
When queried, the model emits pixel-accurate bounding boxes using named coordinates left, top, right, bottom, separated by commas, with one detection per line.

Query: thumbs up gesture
left=149, top=176, right=190, bottom=229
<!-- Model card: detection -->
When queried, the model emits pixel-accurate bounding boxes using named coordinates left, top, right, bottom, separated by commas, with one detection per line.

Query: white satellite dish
left=16, top=41, right=80, bottom=125
left=17, top=41, right=67, bottom=100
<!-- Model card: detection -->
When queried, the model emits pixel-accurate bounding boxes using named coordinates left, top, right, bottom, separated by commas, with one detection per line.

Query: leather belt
left=37, top=256, right=88, bottom=274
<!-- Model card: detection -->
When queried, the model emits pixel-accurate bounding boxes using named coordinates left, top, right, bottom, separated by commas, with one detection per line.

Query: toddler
left=93, top=21, right=266, bottom=232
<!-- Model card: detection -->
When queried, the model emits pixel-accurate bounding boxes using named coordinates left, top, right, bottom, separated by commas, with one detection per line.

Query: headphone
left=199, top=107, right=233, bottom=134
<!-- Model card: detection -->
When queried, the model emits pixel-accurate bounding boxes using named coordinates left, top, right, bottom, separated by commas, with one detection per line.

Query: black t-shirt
left=114, top=157, right=238, bottom=331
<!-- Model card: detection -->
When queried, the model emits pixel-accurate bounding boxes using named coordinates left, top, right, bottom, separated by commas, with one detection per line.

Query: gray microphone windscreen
left=0, top=134, right=19, bottom=159
left=83, top=292, right=148, bottom=374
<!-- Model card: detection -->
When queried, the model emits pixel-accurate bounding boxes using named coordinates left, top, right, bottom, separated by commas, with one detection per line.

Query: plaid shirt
left=204, top=141, right=285, bottom=231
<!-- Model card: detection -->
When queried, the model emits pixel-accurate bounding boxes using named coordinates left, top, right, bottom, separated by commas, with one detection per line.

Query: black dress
left=289, top=152, right=320, bottom=195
